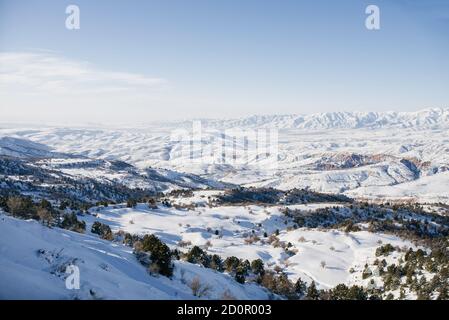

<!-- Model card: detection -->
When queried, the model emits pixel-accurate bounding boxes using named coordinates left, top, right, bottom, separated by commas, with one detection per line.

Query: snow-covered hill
left=0, top=137, right=232, bottom=203
left=0, top=212, right=271, bottom=300
left=1, top=188, right=447, bottom=300
left=83, top=197, right=413, bottom=289
left=0, top=136, right=69, bottom=159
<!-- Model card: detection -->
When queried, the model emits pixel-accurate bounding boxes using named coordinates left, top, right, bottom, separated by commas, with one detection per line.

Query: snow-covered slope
left=0, top=137, right=232, bottom=203
left=0, top=212, right=271, bottom=300
left=82, top=196, right=414, bottom=289
left=346, top=171, right=449, bottom=203
left=0, top=136, right=68, bottom=159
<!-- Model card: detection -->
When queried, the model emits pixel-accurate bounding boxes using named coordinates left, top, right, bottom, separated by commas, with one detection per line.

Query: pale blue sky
left=1, top=0, right=449, bottom=124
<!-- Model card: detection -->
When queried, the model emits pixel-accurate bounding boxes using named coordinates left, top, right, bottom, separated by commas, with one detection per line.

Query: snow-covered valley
left=2, top=108, right=449, bottom=204
left=81, top=197, right=416, bottom=289
left=1, top=108, right=449, bottom=300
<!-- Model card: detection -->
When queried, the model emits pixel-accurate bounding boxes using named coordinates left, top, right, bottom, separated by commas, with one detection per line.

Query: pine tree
left=186, top=246, right=206, bottom=265
left=306, top=281, right=320, bottom=300
left=91, top=221, right=113, bottom=240
left=140, top=234, right=173, bottom=277
left=61, top=213, right=86, bottom=233
left=294, top=278, right=307, bottom=297
left=235, top=266, right=246, bottom=284
left=210, top=254, right=224, bottom=272
left=224, top=256, right=240, bottom=273
left=251, top=259, right=265, bottom=276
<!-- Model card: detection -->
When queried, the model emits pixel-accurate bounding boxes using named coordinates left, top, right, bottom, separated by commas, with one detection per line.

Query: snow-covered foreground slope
left=2, top=108, right=449, bottom=203
left=0, top=213, right=271, bottom=300
left=83, top=197, right=413, bottom=289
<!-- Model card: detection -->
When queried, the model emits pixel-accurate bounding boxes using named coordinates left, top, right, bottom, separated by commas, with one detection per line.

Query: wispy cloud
left=0, top=52, right=167, bottom=95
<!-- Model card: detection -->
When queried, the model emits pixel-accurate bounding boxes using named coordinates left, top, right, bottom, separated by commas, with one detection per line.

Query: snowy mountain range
left=1, top=108, right=449, bottom=204
left=177, top=108, right=449, bottom=130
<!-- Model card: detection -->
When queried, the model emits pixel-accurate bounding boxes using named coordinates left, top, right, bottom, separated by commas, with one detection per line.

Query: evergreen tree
left=140, top=234, right=173, bottom=277
left=306, top=281, right=320, bottom=300
left=224, top=256, right=240, bottom=273
left=186, top=246, right=206, bottom=265
left=235, top=266, right=246, bottom=284
left=239, top=259, right=251, bottom=275
left=91, top=221, right=113, bottom=240
left=294, top=278, right=307, bottom=297
left=61, top=213, right=86, bottom=233
left=210, top=254, right=224, bottom=272
left=39, top=199, right=53, bottom=211
left=251, top=259, right=265, bottom=276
